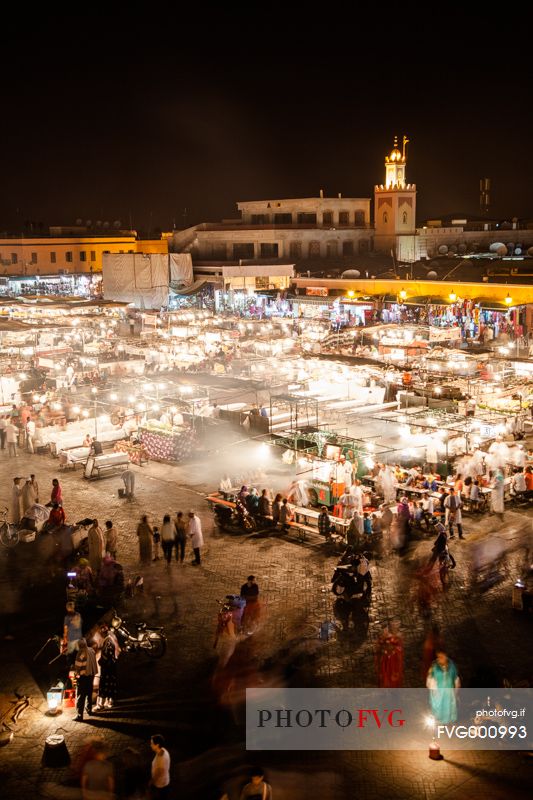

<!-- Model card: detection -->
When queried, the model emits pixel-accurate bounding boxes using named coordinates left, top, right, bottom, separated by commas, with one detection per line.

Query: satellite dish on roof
left=438, top=245, right=448, bottom=255
left=341, top=269, right=361, bottom=278
left=75, top=218, right=83, bottom=226
left=515, top=247, right=522, bottom=255
left=103, top=221, right=110, bottom=229
left=448, top=244, right=457, bottom=255
left=490, top=242, right=507, bottom=256
left=527, top=247, right=533, bottom=256
left=458, top=243, right=467, bottom=254
left=113, top=220, right=121, bottom=229
left=96, top=220, right=102, bottom=227
left=427, top=270, right=438, bottom=280
left=86, top=220, right=92, bottom=228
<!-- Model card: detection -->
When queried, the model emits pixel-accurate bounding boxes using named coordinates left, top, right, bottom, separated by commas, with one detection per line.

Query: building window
left=342, top=241, right=354, bottom=256
left=233, top=243, right=255, bottom=260
left=289, top=241, right=302, bottom=259
left=354, top=211, right=365, bottom=226
left=260, top=243, right=279, bottom=258
left=31, top=252, right=37, bottom=264
left=255, top=276, right=269, bottom=289
left=251, top=214, right=269, bottom=225
left=402, top=211, right=408, bottom=224
left=326, top=241, right=338, bottom=257
left=50, top=252, right=57, bottom=263
left=128, top=249, right=134, bottom=254
left=322, top=211, right=333, bottom=225
left=11, top=253, right=18, bottom=264
left=297, top=213, right=317, bottom=224
left=80, top=251, right=87, bottom=262
left=66, top=251, right=73, bottom=262
left=359, top=239, right=369, bottom=254
left=90, top=251, right=96, bottom=262
left=308, top=241, right=321, bottom=257
left=274, top=213, right=292, bottom=224
left=338, top=211, right=349, bottom=225
left=382, top=212, right=388, bottom=224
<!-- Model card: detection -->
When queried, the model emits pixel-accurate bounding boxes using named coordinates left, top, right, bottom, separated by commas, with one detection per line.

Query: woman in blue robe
left=426, top=650, right=461, bottom=724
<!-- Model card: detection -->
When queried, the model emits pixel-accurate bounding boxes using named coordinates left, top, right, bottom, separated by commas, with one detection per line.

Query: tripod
left=33, top=635, right=64, bottom=665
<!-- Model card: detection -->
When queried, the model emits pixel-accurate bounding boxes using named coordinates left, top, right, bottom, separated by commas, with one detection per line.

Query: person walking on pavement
left=104, top=520, right=118, bottom=559
left=6, top=419, right=18, bottom=457
left=241, top=575, right=260, bottom=634
left=74, top=637, right=98, bottom=721
left=150, top=734, right=171, bottom=799
left=174, top=511, right=187, bottom=563
left=25, top=416, right=36, bottom=453
left=444, top=487, right=464, bottom=539
left=188, top=510, right=204, bottom=565
left=30, top=474, right=39, bottom=503
left=81, top=739, right=115, bottom=800
left=88, top=519, right=105, bottom=574
left=0, top=414, right=6, bottom=450
left=51, top=477, right=63, bottom=506
left=11, top=477, right=23, bottom=523
left=136, top=514, right=153, bottom=564
left=160, top=514, right=176, bottom=565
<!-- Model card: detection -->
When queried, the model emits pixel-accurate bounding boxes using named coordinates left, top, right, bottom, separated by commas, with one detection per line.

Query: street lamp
left=449, top=289, right=457, bottom=302
left=399, top=288, right=407, bottom=301
left=505, top=293, right=513, bottom=306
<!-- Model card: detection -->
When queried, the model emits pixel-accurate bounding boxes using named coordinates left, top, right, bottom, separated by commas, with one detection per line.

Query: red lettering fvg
left=356, top=709, right=405, bottom=728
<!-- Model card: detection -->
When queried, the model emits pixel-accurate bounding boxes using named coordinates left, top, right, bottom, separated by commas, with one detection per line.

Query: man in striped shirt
left=74, top=638, right=98, bottom=721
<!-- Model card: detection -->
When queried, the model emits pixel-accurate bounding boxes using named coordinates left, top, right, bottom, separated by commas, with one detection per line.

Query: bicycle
left=0, top=507, right=19, bottom=548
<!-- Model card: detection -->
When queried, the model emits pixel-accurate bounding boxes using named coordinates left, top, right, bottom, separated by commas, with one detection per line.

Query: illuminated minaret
left=374, top=135, right=417, bottom=261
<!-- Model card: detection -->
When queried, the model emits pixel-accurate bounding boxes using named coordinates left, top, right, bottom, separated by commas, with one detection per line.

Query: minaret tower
left=374, top=135, right=417, bottom=261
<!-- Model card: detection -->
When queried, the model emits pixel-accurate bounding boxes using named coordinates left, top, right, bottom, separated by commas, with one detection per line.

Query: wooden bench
left=285, top=520, right=324, bottom=545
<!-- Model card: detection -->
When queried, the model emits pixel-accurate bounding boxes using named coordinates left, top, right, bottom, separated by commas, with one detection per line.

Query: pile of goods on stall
left=114, top=439, right=149, bottom=466
left=139, top=421, right=196, bottom=462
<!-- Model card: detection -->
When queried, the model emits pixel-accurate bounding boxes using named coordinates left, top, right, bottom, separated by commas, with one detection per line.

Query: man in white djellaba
left=381, top=464, right=397, bottom=504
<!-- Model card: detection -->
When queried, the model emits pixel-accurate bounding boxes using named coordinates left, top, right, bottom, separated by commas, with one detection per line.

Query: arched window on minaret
left=402, top=211, right=408, bottom=224
left=383, top=211, right=388, bottom=224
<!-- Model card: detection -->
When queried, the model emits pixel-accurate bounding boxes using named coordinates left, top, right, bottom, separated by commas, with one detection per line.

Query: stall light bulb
left=99, top=414, right=109, bottom=423
left=33, top=394, right=40, bottom=402
left=91, top=387, right=98, bottom=395
left=158, top=382, right=166, bottom=390
left=143, top=383, right=153, bottom=391
left=72, top=406, right=80, bottom=414
left=258, top=443, right=270, bottom=460
left=170, top=406, right=177, bottom=413
left=137, top=402, right=146, bottom=412
left=82, top=410, right=89, bottom=418
left=110, top=393, right=118, bottom=401
left=151, top=403, right=160, bottom=411
left=128, top=395, right=136, bottom=403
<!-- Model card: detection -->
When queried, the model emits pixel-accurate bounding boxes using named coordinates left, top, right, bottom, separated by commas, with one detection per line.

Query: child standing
left=152, top=526, right=161, bottom=560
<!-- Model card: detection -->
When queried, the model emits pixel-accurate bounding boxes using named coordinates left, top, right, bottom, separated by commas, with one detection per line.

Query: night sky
left=1, top=9, right=531, bottom=233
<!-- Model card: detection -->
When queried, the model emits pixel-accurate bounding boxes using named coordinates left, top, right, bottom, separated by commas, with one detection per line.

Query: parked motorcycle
left=213, top=500, right=256, bottom=533
left=110, top=611, right=166, bottom=658
left=331, top=549, right=372, bottom=599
